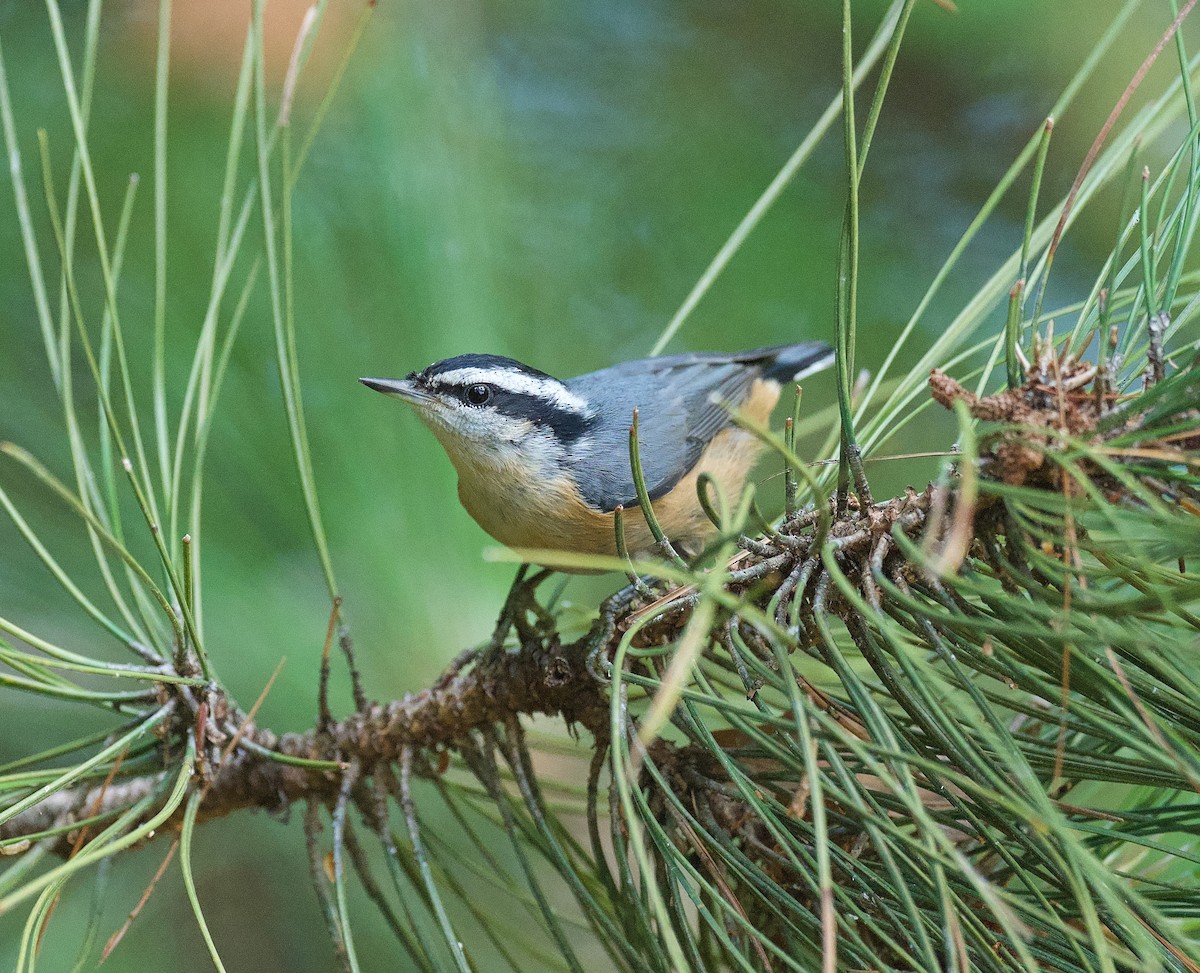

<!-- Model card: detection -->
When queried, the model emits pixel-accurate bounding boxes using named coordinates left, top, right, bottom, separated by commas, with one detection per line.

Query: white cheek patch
left=430, top=367, right=590, bottom=414
left=421, top=402, right=533, bottom=452
left=424, top=407, right=567, bottom=489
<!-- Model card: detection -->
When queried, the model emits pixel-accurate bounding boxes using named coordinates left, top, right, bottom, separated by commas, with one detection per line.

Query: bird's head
left=361, top=354, right=594, bottom=468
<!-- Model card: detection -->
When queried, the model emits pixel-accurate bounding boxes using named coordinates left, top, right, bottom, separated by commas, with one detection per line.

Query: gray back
left=564, top=344, right=829, bottom=512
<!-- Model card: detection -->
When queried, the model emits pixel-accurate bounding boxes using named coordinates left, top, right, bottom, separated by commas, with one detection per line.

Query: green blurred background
left=0, top=0, right=1187, bottom=968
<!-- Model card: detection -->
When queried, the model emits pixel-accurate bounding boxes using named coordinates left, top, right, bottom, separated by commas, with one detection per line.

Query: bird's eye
left=465, top=384, right=492, bottom=406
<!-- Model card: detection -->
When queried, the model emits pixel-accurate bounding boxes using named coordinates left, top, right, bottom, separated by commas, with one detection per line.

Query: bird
left=361, top=343, right=833, bottom=565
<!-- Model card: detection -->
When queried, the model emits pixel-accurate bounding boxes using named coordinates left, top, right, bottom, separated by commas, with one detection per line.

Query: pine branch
left=0, top=616, right=610, bottom=851
left=3, top=352, right=1198, bottom=972
left=9, top=346, right=1192, bottom=852
left=7, top=349, right=1197, bottom=860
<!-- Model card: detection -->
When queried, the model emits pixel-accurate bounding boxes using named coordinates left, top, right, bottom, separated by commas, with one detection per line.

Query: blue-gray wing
left=564, top=343, right=831, bottom=512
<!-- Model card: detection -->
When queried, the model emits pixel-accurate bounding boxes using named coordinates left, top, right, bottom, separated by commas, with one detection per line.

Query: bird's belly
left=456, top=470, right=618, bottom=565
left=454, top=423, right=766, bottom=568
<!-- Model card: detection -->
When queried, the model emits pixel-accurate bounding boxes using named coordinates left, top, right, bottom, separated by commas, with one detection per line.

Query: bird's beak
left=359, top=376, right=434, bottom=405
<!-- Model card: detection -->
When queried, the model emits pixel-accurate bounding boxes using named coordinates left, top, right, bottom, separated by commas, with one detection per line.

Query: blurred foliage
left=0, top=0, right=1197, bottom=970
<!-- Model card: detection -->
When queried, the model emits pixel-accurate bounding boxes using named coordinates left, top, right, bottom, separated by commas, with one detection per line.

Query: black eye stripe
left=437, top=384, right=593, bottom=443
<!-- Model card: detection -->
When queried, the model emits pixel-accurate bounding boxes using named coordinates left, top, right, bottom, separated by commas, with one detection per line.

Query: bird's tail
left=760, top=342, right=836, bottom=384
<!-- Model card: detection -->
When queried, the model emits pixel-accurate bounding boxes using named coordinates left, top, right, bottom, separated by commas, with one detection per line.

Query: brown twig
left=0, top=626, right=609, bottom=849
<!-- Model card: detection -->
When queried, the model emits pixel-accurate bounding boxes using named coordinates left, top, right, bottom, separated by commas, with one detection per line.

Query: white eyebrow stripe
left=431, top=367, right=590, bottom=413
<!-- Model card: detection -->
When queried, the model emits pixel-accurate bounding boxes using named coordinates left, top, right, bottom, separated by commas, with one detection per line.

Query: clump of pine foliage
left=1, top=1, right=1199, bottom=971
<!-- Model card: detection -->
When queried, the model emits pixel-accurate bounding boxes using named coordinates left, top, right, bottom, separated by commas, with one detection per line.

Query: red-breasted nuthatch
left=361, top=343, right=832, bottom=563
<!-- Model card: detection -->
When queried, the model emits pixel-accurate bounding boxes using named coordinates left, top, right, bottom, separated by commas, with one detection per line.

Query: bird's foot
left=486, top=565, right=554, bottom=652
